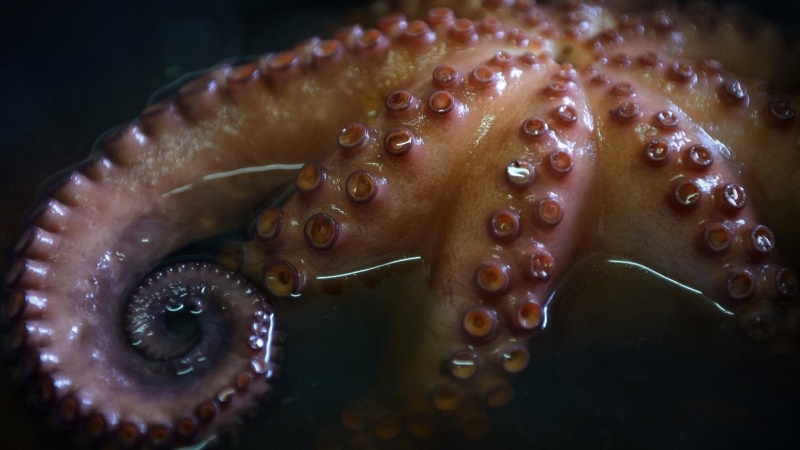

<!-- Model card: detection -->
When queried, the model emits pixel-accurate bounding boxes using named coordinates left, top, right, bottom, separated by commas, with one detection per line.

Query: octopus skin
left=2, top=0, right=800, bottom=448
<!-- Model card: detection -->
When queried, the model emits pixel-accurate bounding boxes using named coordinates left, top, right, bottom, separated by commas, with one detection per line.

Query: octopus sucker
left=2, top=0, right=800, bottom=448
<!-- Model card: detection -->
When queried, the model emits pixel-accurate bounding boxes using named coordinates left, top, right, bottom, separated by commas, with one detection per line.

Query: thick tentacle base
left=243, top=0, right=800, bottom=446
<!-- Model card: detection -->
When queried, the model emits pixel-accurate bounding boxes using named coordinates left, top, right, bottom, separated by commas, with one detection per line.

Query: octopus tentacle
left=3, top=0, right=800, bottom=448
left=3, top=29, right=471, bottom=446
left=2, top=109, right=289, bottom=445
left=239, top=1, right=799, bottom=445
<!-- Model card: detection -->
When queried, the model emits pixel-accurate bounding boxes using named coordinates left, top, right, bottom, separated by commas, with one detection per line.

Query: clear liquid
left=224, top=254, right=800, bottom=450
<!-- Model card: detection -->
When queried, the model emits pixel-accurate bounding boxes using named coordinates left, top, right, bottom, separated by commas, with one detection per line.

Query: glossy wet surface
left=7, top=256, right=798, bottom=449
left=2, top=1, right=799, bottom=449
left=3, top=255, right=800, bottom=449
left=246, top=257, right=800, bottom=449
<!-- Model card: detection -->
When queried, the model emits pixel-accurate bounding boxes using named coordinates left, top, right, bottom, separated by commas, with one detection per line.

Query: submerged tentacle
left=241, top=1, right=800, bottom=446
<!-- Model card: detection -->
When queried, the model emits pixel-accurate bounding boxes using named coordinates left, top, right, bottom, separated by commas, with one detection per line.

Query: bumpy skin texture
left=3, top=0, right=800, bottom=448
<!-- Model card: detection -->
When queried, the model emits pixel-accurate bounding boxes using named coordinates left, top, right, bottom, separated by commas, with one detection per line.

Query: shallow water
left=1, top=0, right=799, bottom=449
left=231, top=256, right=799, bottom=449
left=2, top=253, right=799, bottom=449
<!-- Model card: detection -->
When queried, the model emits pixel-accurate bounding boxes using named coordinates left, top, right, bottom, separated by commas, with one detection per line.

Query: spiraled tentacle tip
left=11, top=262, right=282, bottom=449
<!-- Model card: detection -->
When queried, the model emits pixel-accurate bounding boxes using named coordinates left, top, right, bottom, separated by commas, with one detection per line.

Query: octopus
left=2, top=0, right=800, bottom=448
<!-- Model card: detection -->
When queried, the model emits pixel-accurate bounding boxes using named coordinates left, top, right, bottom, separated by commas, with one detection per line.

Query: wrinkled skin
left=4, top=0, right=796, bottom=448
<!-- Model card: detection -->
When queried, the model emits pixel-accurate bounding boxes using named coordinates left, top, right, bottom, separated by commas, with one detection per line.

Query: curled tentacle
left=11, top=261, right=280, bottom=447
left=3, top=31, right=447, bottom=446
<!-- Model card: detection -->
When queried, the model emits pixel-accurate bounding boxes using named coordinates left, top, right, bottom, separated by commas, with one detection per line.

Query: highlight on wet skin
left=2, top=0, right=800, bottom=448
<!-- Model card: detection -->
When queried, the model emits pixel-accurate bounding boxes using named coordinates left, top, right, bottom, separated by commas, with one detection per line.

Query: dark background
left=1, top=1, right=798, bottom=449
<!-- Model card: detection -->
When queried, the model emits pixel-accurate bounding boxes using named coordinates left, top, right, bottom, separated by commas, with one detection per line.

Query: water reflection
left=3, top=250, right=799, bottom=448
left=235, top=255, right=799, bottom=449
